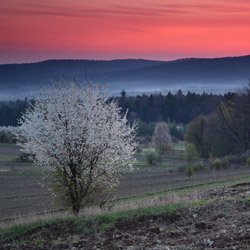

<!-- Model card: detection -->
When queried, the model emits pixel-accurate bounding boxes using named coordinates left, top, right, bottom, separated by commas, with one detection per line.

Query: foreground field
left=1, top=182, right=249, bottom=249
left=0, top=143, right=250, bottom=224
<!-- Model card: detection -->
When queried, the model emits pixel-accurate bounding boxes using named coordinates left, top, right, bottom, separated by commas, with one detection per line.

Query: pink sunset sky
left=1, top=0, right=250, bottom=64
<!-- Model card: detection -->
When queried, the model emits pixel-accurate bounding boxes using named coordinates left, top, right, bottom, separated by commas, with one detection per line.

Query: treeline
left=0, top=90, right=226, bottom=130
left=0, top=99, right=29, bottom=126
left=117, top=90, right=224, bottom=124
left=185, top=84, right=250, bottom=158
left=115, top=90, right=226, bottom=138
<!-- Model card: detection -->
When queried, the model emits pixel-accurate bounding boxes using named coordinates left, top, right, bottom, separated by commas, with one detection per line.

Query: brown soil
left=1, top=183, right=250, bottom=249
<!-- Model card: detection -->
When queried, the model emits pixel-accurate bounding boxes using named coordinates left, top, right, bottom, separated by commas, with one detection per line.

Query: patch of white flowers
left=0, top=126, right=19, bottom=134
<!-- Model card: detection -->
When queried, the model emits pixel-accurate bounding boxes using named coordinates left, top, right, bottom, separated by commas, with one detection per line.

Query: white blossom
left=15, top=81, right=137, bottom=215
left=152, top=122, right=172, bottom=154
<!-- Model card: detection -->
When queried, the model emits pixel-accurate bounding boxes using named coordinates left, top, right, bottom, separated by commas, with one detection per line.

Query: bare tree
left=215, top=84, right=250, bottom=154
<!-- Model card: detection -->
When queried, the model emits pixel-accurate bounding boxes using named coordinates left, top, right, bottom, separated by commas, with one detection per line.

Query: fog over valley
left=1, top=55, right=250, bottom=99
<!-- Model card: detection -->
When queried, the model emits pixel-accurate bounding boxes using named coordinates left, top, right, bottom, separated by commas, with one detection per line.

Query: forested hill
left=0, top=59, right=165, bottom=86
left=0, top=55, right=250, bottom=98
left=103, top=55, right=250, bottom=89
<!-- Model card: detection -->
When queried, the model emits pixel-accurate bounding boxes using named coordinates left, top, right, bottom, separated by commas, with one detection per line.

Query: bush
left=227, top=150, right=250, bottom=164
left=168, top=121, right=186, bottom=140
left=193, top=161, right=205, bottom=172
left=0, top=127, right=17, bottom=143
left=185, top=165, right=194, bottom=178
left=210, top=158, right=221, bottom=170
left=210, top=157, right=230, bottom=170
left=221, top=157, right=231, bottom=169
left=185, top=142, right=198, bottom=164
left=142, top=149, right=159, bottom=166
left=227, top=154, right=243, bottom=164
left=247, top=157, right=250, bottom=167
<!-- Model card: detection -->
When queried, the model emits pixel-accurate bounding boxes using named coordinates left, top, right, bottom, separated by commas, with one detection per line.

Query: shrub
left=185, top=142, right=198, bottom=164
left=227, top=150, right=250, bottom=164
left=227, top=154, right=243, bottom=164
left=0, top=126, right=17, bottom=143
left=221, top=157, right=231, bottom=169
left=185, top=165, right=194, bottom=178
left=210, top=157, right=230, bottom=170
left=142, top=149, right=159, bottom=166
left=168, top=121, right=186, bottom=140
left=210, top=158, right=221, bottom=170
left=247, top=157, right=250, bottom=167
left=184, top=114, right=207, bottom=158
left=193, top=161, right=205, bottom=172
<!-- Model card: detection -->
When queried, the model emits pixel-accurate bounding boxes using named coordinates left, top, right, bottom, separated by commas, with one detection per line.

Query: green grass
left=0, top=218, right=62, bottom=241
left=137, top=152, right=186, bottom=160
left=134, top=161, right=180, bottom=169
left=0, top=155, right=19, bottom=162
left=161, top=154, right=186, bottom=159
left=172, top=141, right=185, bottom=150
left=0, top=143, right=16, bottom=146
left=0, top=199, right=205, bottom=241
left=131, top=160, right=183, bottom=174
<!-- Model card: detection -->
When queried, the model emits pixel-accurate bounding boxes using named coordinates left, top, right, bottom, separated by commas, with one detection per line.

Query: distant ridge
left=0, top=55, right=250, bottom=99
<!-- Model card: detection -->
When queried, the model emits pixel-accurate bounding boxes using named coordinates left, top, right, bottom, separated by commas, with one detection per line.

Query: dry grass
left=0, top=189, right=201, bottom=230
left=1, top=172, right=249, bottom=231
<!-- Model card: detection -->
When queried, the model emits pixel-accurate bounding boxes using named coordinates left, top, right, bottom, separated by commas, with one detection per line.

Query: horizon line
left=1, top=53, right=250, bottom=65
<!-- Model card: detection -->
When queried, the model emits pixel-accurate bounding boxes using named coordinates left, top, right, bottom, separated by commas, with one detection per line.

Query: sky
left=1, top=0, right=250, bottom=64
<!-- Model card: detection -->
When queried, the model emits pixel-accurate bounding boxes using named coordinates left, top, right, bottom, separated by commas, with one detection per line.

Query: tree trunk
left=72, top=204, right=80, bottom=217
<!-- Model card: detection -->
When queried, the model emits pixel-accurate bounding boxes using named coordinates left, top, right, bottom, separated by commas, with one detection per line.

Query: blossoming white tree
left=152, top=122, right=172, bottom=154
left=16, top=81, right=137, bottom=216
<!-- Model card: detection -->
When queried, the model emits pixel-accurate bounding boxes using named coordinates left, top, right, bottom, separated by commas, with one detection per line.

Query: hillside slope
left=1, top=182, right=249, bottom=249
